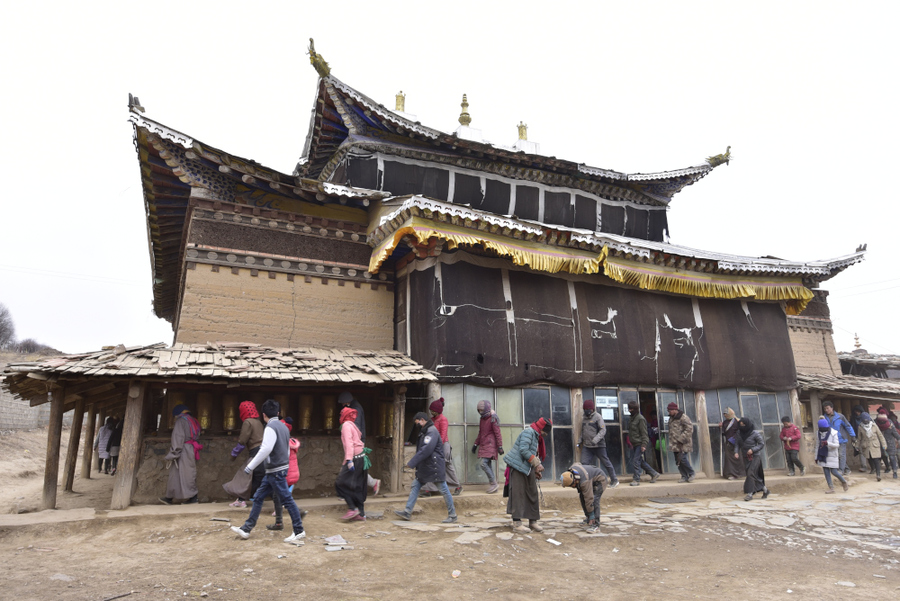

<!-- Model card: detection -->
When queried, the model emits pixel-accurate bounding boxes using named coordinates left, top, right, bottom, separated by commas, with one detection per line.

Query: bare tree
left=0, top=303, right=14, bottom=349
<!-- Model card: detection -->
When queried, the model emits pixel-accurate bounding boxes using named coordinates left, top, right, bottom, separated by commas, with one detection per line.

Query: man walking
left=667, top=402, right=695, bottom=483
left=394, top=412, right=457, bottom=524
left=627, top=402, right=660, bottom=486
left=230, top=399, right=306, bottom=543
left=579, top=400, right=619, bottom=488
left=823, top=401, right=855, bottom=476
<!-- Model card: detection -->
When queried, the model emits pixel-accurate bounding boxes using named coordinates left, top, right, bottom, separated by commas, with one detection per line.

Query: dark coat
left=408, top=421, right=446, bottom=483
left=474, top=402, right=503, bottom=459
left=581, top=412, right=607, bottom=448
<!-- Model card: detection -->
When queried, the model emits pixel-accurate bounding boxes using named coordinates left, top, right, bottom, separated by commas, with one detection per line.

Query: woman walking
left=733, top=417, right=769, bottom=501
left=473, top=400, right=503, bottom=493
left=816, top=417, right=849, bottom=493
left=335, top=406, right=368, bottom=521
left=721, top=408, right=745, bottom=480
left=875, top=413, right=900, bottom=479
left=503, top=417, right=552, bottom=533
left=857, top=412, right=887, bottom=482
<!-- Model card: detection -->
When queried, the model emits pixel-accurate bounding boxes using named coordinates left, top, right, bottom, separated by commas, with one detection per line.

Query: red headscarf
left=530, top=417, right=551, bottom=462
left=340, top=406, right=358, bottom=425
left=239, top=401, right=259, bottom=422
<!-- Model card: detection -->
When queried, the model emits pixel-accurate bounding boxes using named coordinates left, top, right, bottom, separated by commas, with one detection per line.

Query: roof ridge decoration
left=308, top=39, right=330, bottom=78
left=368, top=196, right=865, bottom=314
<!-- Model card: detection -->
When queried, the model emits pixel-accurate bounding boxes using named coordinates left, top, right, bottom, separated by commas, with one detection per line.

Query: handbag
left=223, top=459, right=253, bottom=499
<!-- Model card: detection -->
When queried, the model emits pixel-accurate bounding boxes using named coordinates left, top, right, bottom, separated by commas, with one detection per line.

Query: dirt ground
left=1, top=428, right=898, bottom=600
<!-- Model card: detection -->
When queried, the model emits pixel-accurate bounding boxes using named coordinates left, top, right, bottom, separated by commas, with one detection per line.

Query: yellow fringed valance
left=369, top=216, right=604, bottom=275
left=368, top=218, right=814, bottom=315
left=602, top=254, right=814, bottom=315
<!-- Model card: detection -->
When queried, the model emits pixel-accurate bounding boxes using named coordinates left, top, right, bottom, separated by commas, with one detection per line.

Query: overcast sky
left=1, top=1, right=897, bottom=356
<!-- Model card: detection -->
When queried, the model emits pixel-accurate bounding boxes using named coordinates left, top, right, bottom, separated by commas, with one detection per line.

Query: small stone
left=835, top=581, right=856, bottom=587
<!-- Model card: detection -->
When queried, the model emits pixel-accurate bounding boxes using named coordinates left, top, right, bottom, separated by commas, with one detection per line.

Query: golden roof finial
left=396, top=91, right=406, bottom=112
left=517, top=121, right=528, bottom=141
left=706, top=146, right=732, bottom=167
left=458, top=94, right=472, bottom=127
left=307, top=38, right=331, bottom=78
left=854, top=333, right=861, bottom=349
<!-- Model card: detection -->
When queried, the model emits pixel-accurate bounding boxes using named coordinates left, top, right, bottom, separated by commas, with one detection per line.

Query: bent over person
left=561, top=463, right=607, bottom=533
left=160, top=404, right=202, bottom=505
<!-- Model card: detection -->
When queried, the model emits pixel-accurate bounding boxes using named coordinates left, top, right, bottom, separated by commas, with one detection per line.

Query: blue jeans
left=242, top=469, right=303, bottom=535
left=838, top=443, right=848, bottom=473
left=823, top=467, right=846, bottom=489
left=581, top=446, right=619, bottom=483
left=405, top=478, right=456, bottom=518
left=673, top=451, right=695, bottom=479
left=631, top=446, right=658, bottom=481
left=479, top=458, right=496, bottom=484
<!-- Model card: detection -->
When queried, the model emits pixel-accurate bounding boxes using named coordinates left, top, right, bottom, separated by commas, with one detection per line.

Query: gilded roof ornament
left=517, top=121, right=528, bottom=140
left=458, top=94, right=471, bottom=126
left=307, top=38, right=331, bottom=78
left=396, top=91, right=406, bottom=112
left=706, top=146, right=731, bottom=167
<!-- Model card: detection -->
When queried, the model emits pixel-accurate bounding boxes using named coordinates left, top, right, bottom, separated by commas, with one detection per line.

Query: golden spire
left=396, top=91, right=406, bottom=112
left=458, top=94, right=471, bottom=126
left=307, top=38, right=331, bottom=78
left=517, top=121, right=528, bottom=140
left=854, top=333, right=861, bottom=349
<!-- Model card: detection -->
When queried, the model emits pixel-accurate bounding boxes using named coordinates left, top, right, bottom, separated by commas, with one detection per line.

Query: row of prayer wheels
left=163, top=390, right=394, bottom=436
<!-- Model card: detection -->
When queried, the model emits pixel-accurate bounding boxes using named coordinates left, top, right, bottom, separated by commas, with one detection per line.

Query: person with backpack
left=823, top=401, right=855, bottom=476
left=816, top=417, right=849, bottom=493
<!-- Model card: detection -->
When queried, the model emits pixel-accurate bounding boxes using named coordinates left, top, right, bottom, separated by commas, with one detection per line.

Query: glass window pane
left=763, top=425, right=785, bottom=469
left=551, top=386, right=572, bottom=426
left=465, top=384, right=494, bottom=423
left=605, top=424, right=623, bottom=478
left=681, top=390, right=696, bottom=422
left=718, top=388, right=739, bottom=420
left=442, top=384, right=464, bottom=424
left=552, top=427, right=574, bottom=480
left=659, top=391, right=677, bottom=431
left=496, top=388, right=523, bottom=424
left=705, top=390, right=721, bottom=423
left=776, top=391, right=792, bottom=423
left=741, top=394, right=763, bottom=429
left=448, top=426, right=465, bottom=482
left=524, top=388, right=550, bottom=424
left=759, top=393, right=779, bottom=424
left=709, top=425, right=722, bottom=474
left=582, top=387, right=594, bottom=402
left=499, top=426, right=519, bottom=458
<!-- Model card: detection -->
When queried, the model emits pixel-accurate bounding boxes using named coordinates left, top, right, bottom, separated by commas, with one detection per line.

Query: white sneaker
left=373, top=479, right=382, bottom=495
left=230, top=526, right=249, bottom=540
left=284, top=531, right=306, bottom=543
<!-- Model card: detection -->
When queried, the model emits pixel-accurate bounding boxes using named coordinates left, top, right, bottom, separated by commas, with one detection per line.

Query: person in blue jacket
left=823, top=401, right=855, bottom=475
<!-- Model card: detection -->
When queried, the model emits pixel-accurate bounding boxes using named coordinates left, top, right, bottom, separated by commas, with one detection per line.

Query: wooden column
left=694, top=390, right=715, bottom=478
left=791, top=388, right=813, bottom=471
left=94, top=409, right=107, bottom=471
left=391, top=385, right=407, bottom=494
left=81, top=403, right=97, bottom=480
left=42, top=384, right=66, bottom=510
left=110, top=381, right=148, bottom=510
left=63, top=396, right=85, bottom=491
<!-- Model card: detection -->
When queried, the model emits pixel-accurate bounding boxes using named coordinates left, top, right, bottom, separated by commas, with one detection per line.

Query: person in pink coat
left=335, top=407, right=368, bottom=521
left=780, top=416, right=805, bottom=476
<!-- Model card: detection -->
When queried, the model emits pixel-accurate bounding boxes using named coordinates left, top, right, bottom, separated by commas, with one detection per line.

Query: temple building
left=2, top=44, right=873, bottom=508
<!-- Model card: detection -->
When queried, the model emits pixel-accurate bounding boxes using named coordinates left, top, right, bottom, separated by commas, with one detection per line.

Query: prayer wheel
left=167, top=390, right=188, bottom=430
left=222, top=393, right=239, bottom=433
left=196, top=392, right=213, bottom=431
left=322, top=394, right=336, bottom=432
left=274, top=394, right=290, bottom=418
left=298, top=394, right=314, bottom=432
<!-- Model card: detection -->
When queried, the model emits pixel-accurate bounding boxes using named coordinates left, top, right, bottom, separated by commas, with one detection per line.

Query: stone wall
left=788, top=326, right=841, bottom=376
left=175, top=264, right=394, bottom=349
left=133, top=434, right=393, bottom=503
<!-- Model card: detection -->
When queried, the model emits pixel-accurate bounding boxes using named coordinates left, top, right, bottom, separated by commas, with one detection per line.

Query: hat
left=561, top=471, right=577, bottom=487
left=860, top=412, right=872, bottom=422
left=413, top=411, right=429, bottom=422
left=667, top=402, right=678, bottom=411
left=818, top=417, right=830, bottom=428
left=583, top=399, right=595, bottom=412
left=172, top=404, right=189, bottom=416
left=878, top=407, right=889, bottom=415
left=533, top=417, right=552, bottom=432
left=429, top=398, right=445, bottom=414
left=338, top=391, right=354, bottom=405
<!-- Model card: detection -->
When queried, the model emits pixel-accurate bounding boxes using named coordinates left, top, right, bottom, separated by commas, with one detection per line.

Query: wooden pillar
left=42, top=384, right=66, bottom=510
left=81, top=403, right=97, bottom=479
left=809, top=390, right=823, bottom=424
left=694, top=390, right=715, bottom=478
left=63, top=396, right=85, bottom=491
left=791, top=388, right=813, bottom=471
left=110, top=381, right=148, bottom=510
left=94, top=409, right=107, bottom=471
left=391, top=385, right=407, bottom=494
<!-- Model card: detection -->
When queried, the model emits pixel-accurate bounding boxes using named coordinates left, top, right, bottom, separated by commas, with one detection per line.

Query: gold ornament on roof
left=308, top=38, right=331, bottom=78
left=396, top=91, right=406, bottom=112
left=706, top=146, right=731, bottom=167
left=458, top=94, right=471, bottom=126
left=517, top=121, right=528, bottom=140
left=854, top=334, right=861, bottom=349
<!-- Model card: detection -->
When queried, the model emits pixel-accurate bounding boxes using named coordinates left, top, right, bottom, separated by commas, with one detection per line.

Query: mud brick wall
left=133, top=435, right=390, bottom=503
left=788, top=326, right=841, bottom=376
left=175, top=265, right=394, bottom=349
